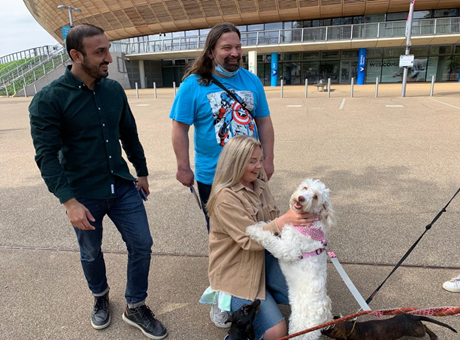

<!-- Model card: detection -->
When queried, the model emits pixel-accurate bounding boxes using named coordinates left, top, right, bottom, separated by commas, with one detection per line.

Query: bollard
left=23, top=85, right=27, bottom=98
left=350, top=77, right=354, bottom=98
left=135, top=82, right=139, bottom=98
left=173, top=82, right=176, bottom=97
left=280, top=79, right=284, bottom=98
left=375, top=77, right=379, bottom=98
left=430, top=75, right=435, bottom=97
left=327, top=78, right=331, bottom=98
left=153, top=82, right=157, bottom=99
left=305, top=79, right=308, bottom=98
left=34, top=84, right=37, bottom=94
left=4, top=85, right=9, bottom=98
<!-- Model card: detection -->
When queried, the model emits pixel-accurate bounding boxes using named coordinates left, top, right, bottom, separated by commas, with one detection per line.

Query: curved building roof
left=24, top=0, right=458, bottom=42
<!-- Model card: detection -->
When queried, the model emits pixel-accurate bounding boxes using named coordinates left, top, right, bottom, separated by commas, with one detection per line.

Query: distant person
left=169, top=22, right=274, bottom=233
left=29, top=24, right=167, bottom=339
left=443, top=274, right=460, bottom=293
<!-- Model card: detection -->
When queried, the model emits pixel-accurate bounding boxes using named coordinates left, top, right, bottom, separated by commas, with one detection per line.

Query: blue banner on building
left=271, top=53, right=278, bottom=87
left=62, top=26, right=71, bottom=41
left=357, top=48, right=366, bottom=85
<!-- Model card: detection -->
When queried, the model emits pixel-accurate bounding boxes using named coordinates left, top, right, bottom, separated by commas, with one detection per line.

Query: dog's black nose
left=298, top=196, right=305, bottom=202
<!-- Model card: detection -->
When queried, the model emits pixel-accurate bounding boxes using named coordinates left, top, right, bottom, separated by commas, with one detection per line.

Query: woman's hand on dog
left=276, top=209, right=319, bottom=231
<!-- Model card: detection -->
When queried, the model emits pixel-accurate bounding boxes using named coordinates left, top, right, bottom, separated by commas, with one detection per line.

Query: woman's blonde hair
left=206, top=135, right=265, bottom=217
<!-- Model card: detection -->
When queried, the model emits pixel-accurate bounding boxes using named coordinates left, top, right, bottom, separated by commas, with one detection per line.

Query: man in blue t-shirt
left=170, top=22, right=275, bottom=233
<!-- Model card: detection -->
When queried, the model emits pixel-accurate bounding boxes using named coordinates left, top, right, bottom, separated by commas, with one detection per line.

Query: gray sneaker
left=210, top=303, right=230, bottom=329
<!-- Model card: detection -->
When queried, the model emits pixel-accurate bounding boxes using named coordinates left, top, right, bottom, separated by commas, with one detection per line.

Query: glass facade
left=116, top=8, right=460, bottom=87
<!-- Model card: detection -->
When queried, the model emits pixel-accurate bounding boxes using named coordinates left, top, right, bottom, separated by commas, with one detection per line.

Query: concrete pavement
left=1, top=83, right=459, bottom=339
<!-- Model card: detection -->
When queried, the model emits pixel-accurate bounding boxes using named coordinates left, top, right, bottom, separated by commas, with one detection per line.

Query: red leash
left=276, top=306, right=460, bottom=340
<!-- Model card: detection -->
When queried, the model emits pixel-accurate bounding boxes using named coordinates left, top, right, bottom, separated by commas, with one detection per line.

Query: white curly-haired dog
left=246, top=178, right=336, bottom=340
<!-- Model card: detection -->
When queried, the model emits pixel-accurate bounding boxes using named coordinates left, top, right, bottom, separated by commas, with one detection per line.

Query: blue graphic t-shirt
left=169, top=69, right=270, bottom=185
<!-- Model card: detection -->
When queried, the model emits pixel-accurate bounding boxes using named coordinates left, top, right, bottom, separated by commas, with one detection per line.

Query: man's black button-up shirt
left=30, top=66, right=148, bottom=203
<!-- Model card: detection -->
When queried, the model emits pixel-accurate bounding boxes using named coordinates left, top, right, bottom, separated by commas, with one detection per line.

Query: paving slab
left=0, top=83, right=459, bottom=339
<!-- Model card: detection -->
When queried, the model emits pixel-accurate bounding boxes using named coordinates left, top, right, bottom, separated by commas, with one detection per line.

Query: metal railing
left=0, top=45, right=70, bottom=97
left=114, top=17, right=460, bottom=55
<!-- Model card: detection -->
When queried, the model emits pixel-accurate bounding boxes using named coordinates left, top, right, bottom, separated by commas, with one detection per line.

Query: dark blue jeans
left=197, top=181, right=212, bottom=233
left=73, top=178, right=153, bottom=304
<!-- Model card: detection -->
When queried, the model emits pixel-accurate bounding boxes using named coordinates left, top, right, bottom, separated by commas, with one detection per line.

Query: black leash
left=208, top=75, right=254, bottom=119
left=365, top=188, right=460, bottom=305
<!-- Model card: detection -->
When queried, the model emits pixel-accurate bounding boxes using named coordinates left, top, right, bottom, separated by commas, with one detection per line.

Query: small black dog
left=321, top=313, right=457, bottom=340
left=225, top=299, right=261, bottom=340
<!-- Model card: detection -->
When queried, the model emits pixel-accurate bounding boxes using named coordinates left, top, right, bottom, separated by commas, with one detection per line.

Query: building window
left=342, top=50, right=359, bottom=59
left=430, top=45, right=452, bottom=55
left=248, top=24, right=264, bottom=31
left=387, top=12, right=407, bottom=21
left=367, top=48, right=383, bottom=58
left=321, top=51, right=339, bottom=60
left=303, top=52, right=320, bottom=60
left=383, top=47, right=404, bottom=58
left=434, top=9, right=458, bottom=18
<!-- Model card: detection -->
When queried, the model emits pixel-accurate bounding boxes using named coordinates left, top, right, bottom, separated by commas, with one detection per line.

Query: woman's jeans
left=231, top=251, right=289, bottom=339
left=73, top=178, right=153, bottom=304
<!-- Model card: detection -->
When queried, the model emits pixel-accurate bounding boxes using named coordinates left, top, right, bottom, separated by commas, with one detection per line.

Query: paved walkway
left=1, top=83, right=459, bottom=339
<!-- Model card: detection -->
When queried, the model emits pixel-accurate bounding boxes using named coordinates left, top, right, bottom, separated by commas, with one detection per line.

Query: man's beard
left=81, top=58, right=109, bottom=79
left=223, top=56, right=240, bottom=72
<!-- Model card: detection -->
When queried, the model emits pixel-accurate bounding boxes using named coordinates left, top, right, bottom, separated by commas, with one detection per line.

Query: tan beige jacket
left=208, top=179, right=280, bottom=301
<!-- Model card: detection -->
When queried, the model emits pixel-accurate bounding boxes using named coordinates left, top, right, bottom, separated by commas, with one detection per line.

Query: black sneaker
left=91, top=292, right=111, bottom=329
left=122, top=305, right=168, bottom=339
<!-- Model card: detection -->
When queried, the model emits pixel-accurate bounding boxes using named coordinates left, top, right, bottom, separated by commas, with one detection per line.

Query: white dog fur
left=246, top=178, right=336, bottom=340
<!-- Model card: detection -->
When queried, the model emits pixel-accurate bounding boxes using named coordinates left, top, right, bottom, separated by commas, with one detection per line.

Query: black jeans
left=197, top=181, right=212, bottom=233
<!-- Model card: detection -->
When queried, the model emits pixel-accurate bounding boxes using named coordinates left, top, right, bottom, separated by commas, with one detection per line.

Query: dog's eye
left=313, top=195, right=318, bottom=200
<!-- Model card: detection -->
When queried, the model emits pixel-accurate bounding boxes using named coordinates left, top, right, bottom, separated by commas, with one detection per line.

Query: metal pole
left=375, top=77, right=379, bottom=98
left=351, top=77, right=354, bottom=98
left=153, top=82, right=157, bottom=99
left=327, top=78, right=331, bottom=98
left=68, top=7, right=74, bottom=27
left=305, top=79, right=308, bottom=98
left=34, top=84, right=37, bottom=94
left=4, top=85, right=9, bottom=98
left=173, top=81, right=176, bottom=97
left=23, top=85, right=27, bottom=98
left=135, top=82, right=139, bottom=98
left=402, top=0, right=415, bottom=97
left=430, top=75, right=435, bottom=97
left=280, top=79, right=284, bottom=98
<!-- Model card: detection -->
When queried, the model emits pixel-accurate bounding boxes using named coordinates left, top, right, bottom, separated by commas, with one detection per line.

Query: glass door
left=340, top=61, right=358, bottom=83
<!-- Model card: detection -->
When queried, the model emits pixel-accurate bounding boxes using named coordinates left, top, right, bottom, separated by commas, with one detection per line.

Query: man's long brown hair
left=182, top=22, right=241, bottom=85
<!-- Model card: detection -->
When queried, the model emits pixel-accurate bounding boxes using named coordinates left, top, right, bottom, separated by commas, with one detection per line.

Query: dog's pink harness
left=293, top=224, right=327, bottom=259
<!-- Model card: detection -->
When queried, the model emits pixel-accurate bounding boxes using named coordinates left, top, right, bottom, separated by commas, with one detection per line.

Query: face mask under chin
left=215, top=63, right=240, bottom=77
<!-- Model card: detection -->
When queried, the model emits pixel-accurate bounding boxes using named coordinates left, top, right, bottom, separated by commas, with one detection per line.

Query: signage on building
left=399, top=55, right=414, bottom=67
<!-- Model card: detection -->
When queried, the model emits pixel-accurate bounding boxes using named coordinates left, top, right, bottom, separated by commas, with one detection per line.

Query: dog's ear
left=322, top=202, right=336, bottom=228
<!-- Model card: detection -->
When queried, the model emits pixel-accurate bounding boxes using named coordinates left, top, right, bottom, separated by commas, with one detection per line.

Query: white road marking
left=430, top=98, right=460, bottom=110
left=135, top=104, right=150, bottom=106
left=339, top=98, right=346, bottom=110
left=287, top=105, right=303, bottom=107
left=386, top=105, right=404, bottom=107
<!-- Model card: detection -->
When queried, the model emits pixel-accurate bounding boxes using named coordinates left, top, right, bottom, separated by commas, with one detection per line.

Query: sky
left=0, top=0, right=59, bottom=57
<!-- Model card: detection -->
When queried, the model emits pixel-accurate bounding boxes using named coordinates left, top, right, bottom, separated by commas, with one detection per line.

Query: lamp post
left=57, top=5, right=82, bottom=27
left=401, top=0, right=416, bottom=97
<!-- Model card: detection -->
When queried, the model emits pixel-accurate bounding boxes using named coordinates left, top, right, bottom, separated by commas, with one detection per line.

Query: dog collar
left=300, top=248, right=325, bottom=259
left=294, top=224, right=327, bottom=259
left=293, top=224, right=326, bottom=244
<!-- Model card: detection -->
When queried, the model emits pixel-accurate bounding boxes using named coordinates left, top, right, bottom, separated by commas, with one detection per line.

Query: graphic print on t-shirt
left=207, top=90, right=257, bottom=147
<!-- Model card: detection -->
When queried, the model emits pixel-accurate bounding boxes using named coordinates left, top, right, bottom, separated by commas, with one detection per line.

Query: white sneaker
left=442, top=275, right=460, bottom=293
left=210, top=303, right=230, bottom=328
